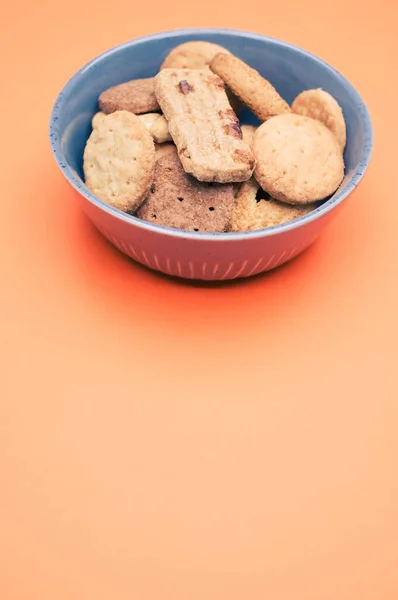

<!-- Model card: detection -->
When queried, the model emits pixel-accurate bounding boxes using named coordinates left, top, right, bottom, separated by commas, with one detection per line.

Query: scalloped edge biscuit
left=253, top=113, right=344, bottom=204
left=83, top=110, right=155, bottom=213
left=291, top=88, right=346, bottom=151
left=229, top=177, right=314, bottom=231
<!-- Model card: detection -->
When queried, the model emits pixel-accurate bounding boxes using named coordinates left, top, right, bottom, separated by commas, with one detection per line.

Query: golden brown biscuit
left=210, top=53, right=290, bottom=122
left=83, top=110, right=155, bottom=213
left=253, top=113, right=344, bottom=204
left=291, top=88, right=346, bottom=150
left=160, top=41, right=231, bottom=70
left=229, top=177, right=314, bottom=232
left=138, top=152, right=235, bottom=232
left=154, top=68, right=255, bottom=183
left=99, top=78, right=160, bottom=115
left=149, top=115, right=172, bottom=143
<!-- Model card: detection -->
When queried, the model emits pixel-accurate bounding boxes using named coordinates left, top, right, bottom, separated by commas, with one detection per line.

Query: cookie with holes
left=229, top=177, right=314, bottom=232
left=253, top=113, right=344, bottom=204
left=83, top=110, right=155, bottom=212
left=137, top=151, right=235, bottom=232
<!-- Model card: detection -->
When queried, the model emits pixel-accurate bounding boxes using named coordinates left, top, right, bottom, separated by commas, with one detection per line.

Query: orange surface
left=1, top=1, right=398, bottom=599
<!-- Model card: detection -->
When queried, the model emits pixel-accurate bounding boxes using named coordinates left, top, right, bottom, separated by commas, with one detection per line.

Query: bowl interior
left=51, top=29, right=372, bottom=222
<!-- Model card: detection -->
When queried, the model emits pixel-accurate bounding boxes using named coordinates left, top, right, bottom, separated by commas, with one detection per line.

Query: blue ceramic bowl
left=49, top=28, right=373, bottom=280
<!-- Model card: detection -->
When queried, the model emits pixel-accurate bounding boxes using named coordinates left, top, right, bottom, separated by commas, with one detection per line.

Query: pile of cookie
left=83, top=41, right=346, bottom=232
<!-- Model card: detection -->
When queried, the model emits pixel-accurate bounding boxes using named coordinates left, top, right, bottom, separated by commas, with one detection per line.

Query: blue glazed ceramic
left=49, top=29, right=373, bottom=280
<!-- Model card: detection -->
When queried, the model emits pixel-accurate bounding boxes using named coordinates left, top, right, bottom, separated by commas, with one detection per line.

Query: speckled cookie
left=253, top=113, right=344, bottom=204
left=229, top=177, right=314, bottom=232
left=210, top=53, right=290, bottom=122
left=160, top=41, right=232, bottom=70
left=154, top=68, right=255, bottom=183
left=137, top=151, right=235, bottom=232
left=291, top=88, right=346, bottom=150
left=150, top=115, right=172, bottom=143
left=99, top=78, right=160, bottom=115
left=83, top=110, right=155, bottom=212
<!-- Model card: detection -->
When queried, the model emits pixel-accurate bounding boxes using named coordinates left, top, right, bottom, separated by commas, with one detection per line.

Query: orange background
left=1, top=1, right=398, bottom=599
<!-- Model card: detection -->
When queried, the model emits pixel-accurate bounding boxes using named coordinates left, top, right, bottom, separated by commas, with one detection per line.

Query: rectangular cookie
left=154, top=69, right=255, bottom=183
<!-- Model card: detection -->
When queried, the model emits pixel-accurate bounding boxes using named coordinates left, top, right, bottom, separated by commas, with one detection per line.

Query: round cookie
left=229, top=177, right=314, bottom=232
left=253, top=113, right=345, bottom=204
left=83, top=110, right=155, bottom=213
left=210, top=53, right=290, bottom=122
left=291, top=88, right=346, bottom=151
left=160, top=41, right=231, bottom=70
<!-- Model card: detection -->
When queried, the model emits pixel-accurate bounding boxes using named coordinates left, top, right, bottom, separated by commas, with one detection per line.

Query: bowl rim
left=49, top=27, right=374, bottom=242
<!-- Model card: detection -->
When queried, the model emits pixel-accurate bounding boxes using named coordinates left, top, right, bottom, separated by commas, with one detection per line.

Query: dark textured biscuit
left=99, top=78, right=160, bottom=115
left=137, top=152, right=235, bottom=232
